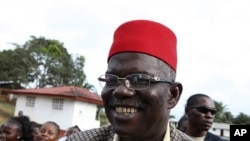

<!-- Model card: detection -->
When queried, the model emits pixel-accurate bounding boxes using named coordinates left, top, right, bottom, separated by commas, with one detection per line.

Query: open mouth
left=115, top=106, right=138, bottom=115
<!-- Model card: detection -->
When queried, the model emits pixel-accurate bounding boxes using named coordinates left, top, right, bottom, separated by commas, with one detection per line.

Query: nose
left=112, top=82, right=135, bottom=98
left=41, top=132, right=48, bottom=137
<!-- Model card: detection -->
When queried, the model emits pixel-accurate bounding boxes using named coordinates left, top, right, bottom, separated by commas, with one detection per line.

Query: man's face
left=101, top=53, right=176, bottom=139
left=177, top=119, right=188, bottom=133
left=187, top=96, right=216, bottom=131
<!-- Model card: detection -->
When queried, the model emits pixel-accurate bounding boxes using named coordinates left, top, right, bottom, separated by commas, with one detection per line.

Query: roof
left=0, top=81, right=24, bottom=89
left=5, top=86, right=103, bottom=106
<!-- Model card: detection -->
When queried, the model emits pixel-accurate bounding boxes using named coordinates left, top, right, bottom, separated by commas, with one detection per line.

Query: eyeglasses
left=191, top=106, right=217, bottom=115
left=98, top=74, right=173, bottom=90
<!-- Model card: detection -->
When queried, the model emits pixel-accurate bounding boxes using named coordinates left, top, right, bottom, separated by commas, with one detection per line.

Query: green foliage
left=0, top=36, right=95, bottom=90
left=214, top=100, right=250, bottom=124
left=233, top=113, right=250, bottom=124
left=0, top=101, right=15, bottom=125
left=214, top=101, right=233, bottom=123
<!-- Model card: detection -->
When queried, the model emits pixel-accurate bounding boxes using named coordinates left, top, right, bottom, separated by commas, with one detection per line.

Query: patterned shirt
left=67, top=123, right=192, bottom=141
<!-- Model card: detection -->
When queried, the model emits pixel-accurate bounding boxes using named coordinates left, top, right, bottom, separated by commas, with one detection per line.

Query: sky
left=1, top=0, right=250, bottom=120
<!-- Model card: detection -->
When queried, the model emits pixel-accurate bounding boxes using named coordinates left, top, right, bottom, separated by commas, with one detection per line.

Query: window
left=26, top=96, right=35, bottom=107
left=52, top=98, right=64, bottom=110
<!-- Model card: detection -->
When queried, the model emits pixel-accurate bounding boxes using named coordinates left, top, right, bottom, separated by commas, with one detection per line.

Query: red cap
left=108, top=20, right=177, bottom=71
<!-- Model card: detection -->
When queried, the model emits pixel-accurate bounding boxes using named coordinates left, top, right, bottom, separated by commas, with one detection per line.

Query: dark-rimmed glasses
left=98, top=74, right=173, bottom=90
left=191, top=106, right=217, bottom=115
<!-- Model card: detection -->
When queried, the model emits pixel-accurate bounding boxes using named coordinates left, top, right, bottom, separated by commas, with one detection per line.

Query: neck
left=186, top=126, right=207, bottom=137
left=120, top=134, right=165, bottom=141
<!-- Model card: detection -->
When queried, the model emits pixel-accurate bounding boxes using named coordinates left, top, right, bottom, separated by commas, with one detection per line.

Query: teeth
left=115, top=107, right=137, bottom=114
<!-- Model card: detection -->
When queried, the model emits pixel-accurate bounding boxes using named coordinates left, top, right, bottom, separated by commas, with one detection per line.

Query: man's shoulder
left=67, top=125, right=115, bottom=141
left=67, top=123, right=193, bottom=141
left=169, top=123, right=193, bottom=141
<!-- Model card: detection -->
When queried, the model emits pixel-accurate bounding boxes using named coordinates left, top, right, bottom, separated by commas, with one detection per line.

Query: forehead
left=42, top=123, right=57, bottom=130
left=69, top=127, right=78, bottom=132
left=2, top=122, right=19, bottom=132
left=195, top=96, right=215, bottom=107
left=107, top=52, right=167, bottom=74
left=4, top=122, right=19, bottom=128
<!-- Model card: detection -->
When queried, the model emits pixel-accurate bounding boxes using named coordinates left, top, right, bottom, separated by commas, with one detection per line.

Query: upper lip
left=203, top=120, right=213, bottom=125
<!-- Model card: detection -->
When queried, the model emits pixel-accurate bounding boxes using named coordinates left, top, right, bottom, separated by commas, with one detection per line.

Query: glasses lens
left=98, top=74, right=119, bottom=88
left=126, top=74, right=150, bottom=90
left=193, top=107, right=217, bottom=115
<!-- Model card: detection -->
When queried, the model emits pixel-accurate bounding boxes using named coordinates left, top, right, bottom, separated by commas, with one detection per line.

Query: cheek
left=142, top=87, right=168, bottom=107
left=48, top=135, right=57, bottom=141
left=101, top=88, right=113, bottom=102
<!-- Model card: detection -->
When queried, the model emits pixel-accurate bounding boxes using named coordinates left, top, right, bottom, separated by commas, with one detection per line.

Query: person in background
left=40, top=121, right=60, bottom=141
left=30, top=121, right=42, bottom=141
left=177, top=115, right=188, bottom=133
left=65, top=125, right=81, bottom=137
left=58, top=125, right=81, bottom=141
left=67, top=19, right=191, bottom=141
left=0, top=124, right=3, bottom=138
left=17, top=111, right=23, bottom=117
left=0, top=116, right=33, bottom=141
left=184, top=93, right=226, bottom=141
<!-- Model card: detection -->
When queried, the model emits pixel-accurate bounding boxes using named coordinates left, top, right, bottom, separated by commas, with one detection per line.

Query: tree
left=0, top=36, right=94, bottom=90
left=233, top=113, right=250, bottom=124
left=214, top=100, right=234, bottom=123
left=0, top=48, right=30, bottom=84
left=213, top=100, right=250, bottom=124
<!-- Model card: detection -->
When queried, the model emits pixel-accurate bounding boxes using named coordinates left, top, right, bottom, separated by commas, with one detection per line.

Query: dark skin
left=177, top=118, right=188, bottom=133
left=101, top=52, right=182, bottom=141
left=185, top=96, right=216, bottom=137
left=32, top=126, right=42, bottom=141
left=0, top=122, right=22, bottom=141
left=40, top=122, right=60, bottom=141
left=66, top=127, right=80, bottom=137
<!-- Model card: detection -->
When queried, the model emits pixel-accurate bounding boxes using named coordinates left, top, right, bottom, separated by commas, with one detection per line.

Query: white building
left=7, top=86, right=103, bottom=131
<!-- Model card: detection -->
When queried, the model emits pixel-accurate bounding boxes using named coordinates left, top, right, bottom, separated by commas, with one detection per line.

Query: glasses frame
left=190, top=106, right=217, bottom=115
left=98, top=73, right=174, bottom=90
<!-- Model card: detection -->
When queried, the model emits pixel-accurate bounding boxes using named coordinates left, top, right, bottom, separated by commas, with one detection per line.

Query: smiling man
left=67, top=20, right=191, bottom=141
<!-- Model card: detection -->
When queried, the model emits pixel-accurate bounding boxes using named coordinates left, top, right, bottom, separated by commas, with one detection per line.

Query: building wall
left=15, top=95, right=100, bottom=131
left=72, top=101, right=100, bottom=131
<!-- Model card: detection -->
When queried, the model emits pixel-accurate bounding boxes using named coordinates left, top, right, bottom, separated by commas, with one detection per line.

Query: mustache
left=107, top=98, right=147, bottom=109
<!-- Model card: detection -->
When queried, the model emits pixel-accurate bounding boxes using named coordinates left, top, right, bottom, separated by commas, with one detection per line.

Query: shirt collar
left=113, top=123, right=170, bottom=141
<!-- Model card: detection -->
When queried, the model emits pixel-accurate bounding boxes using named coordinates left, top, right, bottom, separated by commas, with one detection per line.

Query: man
left=177, top=115, right=188, bottom=133
left=18, top=110, right=23, bottom=117
left=59, top=125, right=81, bottom=141
left=67, top=20, right=191, bottom=141
left=184, top=93, right=226, bottom=141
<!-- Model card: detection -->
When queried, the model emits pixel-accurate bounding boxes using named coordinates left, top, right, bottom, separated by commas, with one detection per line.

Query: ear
left=17, top=132, right=23, bottom=140
left=167, top=82, right=183, bottom=109
left=185, top=106, right=192, bottom=118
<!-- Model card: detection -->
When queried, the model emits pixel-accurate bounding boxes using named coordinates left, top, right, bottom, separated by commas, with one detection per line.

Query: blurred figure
left=59, top=125, right=81, bottom=141
left=40, top=121, right=60, bottom=141
left=17, top=111, right=23, bottom=117
left=177, top=115, right=188, bottom=133
left=0, top=116, right=33, bottom=141
left=65, top=125, right=81, bottom=137
left=0, top=124, right=3, bottom=138
left=184, top=93, right=225, bottom=141
left=30, top=121, right=42, bottom=141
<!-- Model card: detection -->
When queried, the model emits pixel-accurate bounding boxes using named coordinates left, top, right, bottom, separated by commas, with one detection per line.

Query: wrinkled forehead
left=107, top=52, right=172, bottom=77
left=109, top=52, right=167, bottom=65
left=110, top=52, right=168, bottom=67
